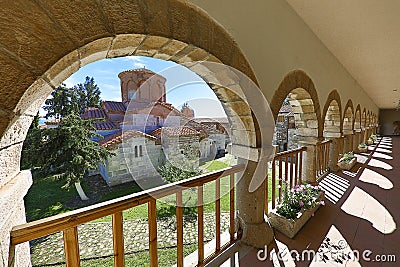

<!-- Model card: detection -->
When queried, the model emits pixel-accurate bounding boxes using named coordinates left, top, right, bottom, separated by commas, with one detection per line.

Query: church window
left=139, top=145, right=143, bottom=157
left=134, top=146, right=138, bottom=157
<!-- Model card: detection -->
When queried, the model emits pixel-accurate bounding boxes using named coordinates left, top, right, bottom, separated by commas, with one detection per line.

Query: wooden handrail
left=10, top=165, right=245, bottom=246
left=275, top=146, right=307, bottom=158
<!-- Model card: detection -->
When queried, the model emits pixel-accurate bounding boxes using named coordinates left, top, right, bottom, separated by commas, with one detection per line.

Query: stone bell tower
left=118, top=68, right=167, bottom=104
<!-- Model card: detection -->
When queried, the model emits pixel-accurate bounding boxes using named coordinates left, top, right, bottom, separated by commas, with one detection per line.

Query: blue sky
left=41, top=56, right=226, bottom=119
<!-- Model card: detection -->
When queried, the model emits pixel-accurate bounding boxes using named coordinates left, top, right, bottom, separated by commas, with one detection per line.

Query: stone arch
left=0, top=2, right=274, bottom=262
left=0, top=0, right=264, bottom=186
left=362, top=108, right=367, bottom=129
left=342, top=99, right=354, bottom=134
left=322, top=90, right=342, bottom=138
left=354, top=104, right=362, bottom=130
left=367, top=111, right=371, bottom=127
left=270, top=70, right=322, bottom=140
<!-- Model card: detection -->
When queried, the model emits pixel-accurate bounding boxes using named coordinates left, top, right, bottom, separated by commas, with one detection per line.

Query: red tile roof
left=103, top=101, right=126, bottom=113
left=99, top=130, right=157, bottom=149
left=150, top=127, right=200, bottom=139
left=93, top=121, right=119, bottom=130
left=82, top=108, right=107, bottom=119
left=279, top=103, right=293, bottom=113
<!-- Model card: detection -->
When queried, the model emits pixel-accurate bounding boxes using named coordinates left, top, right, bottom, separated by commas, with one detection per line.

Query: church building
left=83, top=68, right=229, bottom=186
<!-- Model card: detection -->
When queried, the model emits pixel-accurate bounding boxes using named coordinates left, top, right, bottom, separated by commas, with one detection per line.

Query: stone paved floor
left=30, top=213, right=230, bottom=266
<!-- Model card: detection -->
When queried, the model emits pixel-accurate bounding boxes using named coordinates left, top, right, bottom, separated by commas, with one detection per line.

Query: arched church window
left=139, top=145, right=143, bottom=157
left=134, top=146, right=138, bottom=157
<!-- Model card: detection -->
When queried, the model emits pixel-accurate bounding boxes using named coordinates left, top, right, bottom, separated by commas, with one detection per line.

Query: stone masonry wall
left=105, top=137, right=164, bottom=186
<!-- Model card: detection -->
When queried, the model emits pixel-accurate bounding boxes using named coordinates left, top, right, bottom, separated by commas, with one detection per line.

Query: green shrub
left=338, top=152, right=355, bottom=164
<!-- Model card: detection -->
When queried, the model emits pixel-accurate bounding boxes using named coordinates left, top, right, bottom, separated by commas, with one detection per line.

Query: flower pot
left=268, top=192, right=324, bottom=238
left=367, top=139, right=374, bottom=145
left=337, top=157, right=357, bottom=170
left=358, top=146, right=368, bottom=153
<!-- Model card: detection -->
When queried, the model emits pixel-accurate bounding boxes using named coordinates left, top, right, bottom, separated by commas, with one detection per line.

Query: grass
left=24, top=174, right=89, bottom=222
left=25, top=159, right=278, bottom=223
left=24, top=173, right=143, bottom=222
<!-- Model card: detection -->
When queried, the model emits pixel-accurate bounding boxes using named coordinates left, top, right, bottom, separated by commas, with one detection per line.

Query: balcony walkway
left=219, top=136, right=399, bottom=267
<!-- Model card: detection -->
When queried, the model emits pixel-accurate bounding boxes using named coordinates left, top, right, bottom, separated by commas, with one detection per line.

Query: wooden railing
left=316, top=140, right=332, bottom=178
left=9, top=165, right=245, bottom=267
left=266, top=147, right=306, bottom=213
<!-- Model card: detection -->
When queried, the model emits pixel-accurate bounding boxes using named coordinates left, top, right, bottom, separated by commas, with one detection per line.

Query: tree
left=30, top=112, right=40, bottom=130
left=21, top=112, right=44, bottom=169
left=75, top=76, right=102, bottom=115
left=36, top=113, right=113, bottom=199
left=158, top=164, right=202, bottom=183
left=43, top=77, right=102, bottom=119
left=43, top=83, right=78, bottom=119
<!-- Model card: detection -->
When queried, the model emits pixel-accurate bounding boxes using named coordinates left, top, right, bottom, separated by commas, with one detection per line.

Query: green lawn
left=25, top=159, right=277, bottom=223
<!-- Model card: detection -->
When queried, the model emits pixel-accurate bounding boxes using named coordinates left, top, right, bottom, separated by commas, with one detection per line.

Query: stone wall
left=0, top=171, right=32, bottom=267
left=102, top=137, right=164, bottom=186
left=163, top=135, right=200, bottom=168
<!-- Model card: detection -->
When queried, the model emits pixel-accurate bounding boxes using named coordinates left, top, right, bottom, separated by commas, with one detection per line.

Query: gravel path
left=30, top=213, right=230, bottom=266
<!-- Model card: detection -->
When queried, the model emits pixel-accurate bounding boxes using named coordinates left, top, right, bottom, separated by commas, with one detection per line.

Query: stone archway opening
left=354, top=105, right=362, bottom=131
left=0, top=1, right=275, bottom=264
left=323, top=100, right=341, bottom=139
left=362, top=109, right=367, bottom=129
left=287, top=88, right=319, bottom=142
left=343, top=103, right=354, bottom=135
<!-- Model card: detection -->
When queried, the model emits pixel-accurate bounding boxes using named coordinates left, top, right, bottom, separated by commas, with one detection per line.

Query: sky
left=40, top=56, right=227, bottom=119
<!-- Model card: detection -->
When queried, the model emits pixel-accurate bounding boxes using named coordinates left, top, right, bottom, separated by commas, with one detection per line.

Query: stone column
left=0, top=171, right=32, bottom=267
left=327, top=137, right=341, bottom=172
left=236, top=159, right=274, bottom=248
left=353, top=130, right=361, bottom=151
left=361, top=129, right=367, bottom=143
left=298, top=138, right=320, bottom=183
left=343, top=130, right=354, bottom=153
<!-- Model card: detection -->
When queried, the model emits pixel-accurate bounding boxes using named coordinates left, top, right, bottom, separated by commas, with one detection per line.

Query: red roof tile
left=103, top=101, right=126, bottom=113
left=82, top=108, right=107, bottom=119
left=149, top=127, right=200, bottom=139
left=93, top=121, right=119, bottom=130
left=279, top=103, right=293, bottom=113
left=99, top=130, right=157, bottom=149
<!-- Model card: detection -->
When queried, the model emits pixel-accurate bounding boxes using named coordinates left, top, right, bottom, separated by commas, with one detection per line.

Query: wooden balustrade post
left=236, top=159, right=274, bottom=248
left=148, top=199, right=158, bottom=267
left=112, top=212, right=124, bottom=267
left=63, top=227, right=80, bottom=267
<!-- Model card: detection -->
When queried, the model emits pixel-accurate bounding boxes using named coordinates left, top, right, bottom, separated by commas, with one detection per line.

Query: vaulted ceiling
left=286, top=0, right=400, bottom=109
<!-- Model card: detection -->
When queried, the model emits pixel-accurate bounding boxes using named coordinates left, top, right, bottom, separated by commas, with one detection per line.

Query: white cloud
left=63, top=76, right=76, bottom=88
left=124, top=56, right=145, bottom=69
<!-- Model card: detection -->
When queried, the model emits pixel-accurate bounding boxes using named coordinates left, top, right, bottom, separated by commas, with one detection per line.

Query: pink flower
left=299, top=200, right=304, bottom=207
left=319, top=200, right=325, bottom=206
left=312, top=213, right=315, bottom=217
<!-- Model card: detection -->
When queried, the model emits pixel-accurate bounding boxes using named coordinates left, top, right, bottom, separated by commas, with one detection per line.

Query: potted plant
left=337, top=152, right=357, bottom=170
left=358, top=143, right=368, bottom=153
left=367, top=136, right=375, bottom=145
left=370, top=134, right=377, bottom=141
left=268, top=183, right=325, bottom=238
